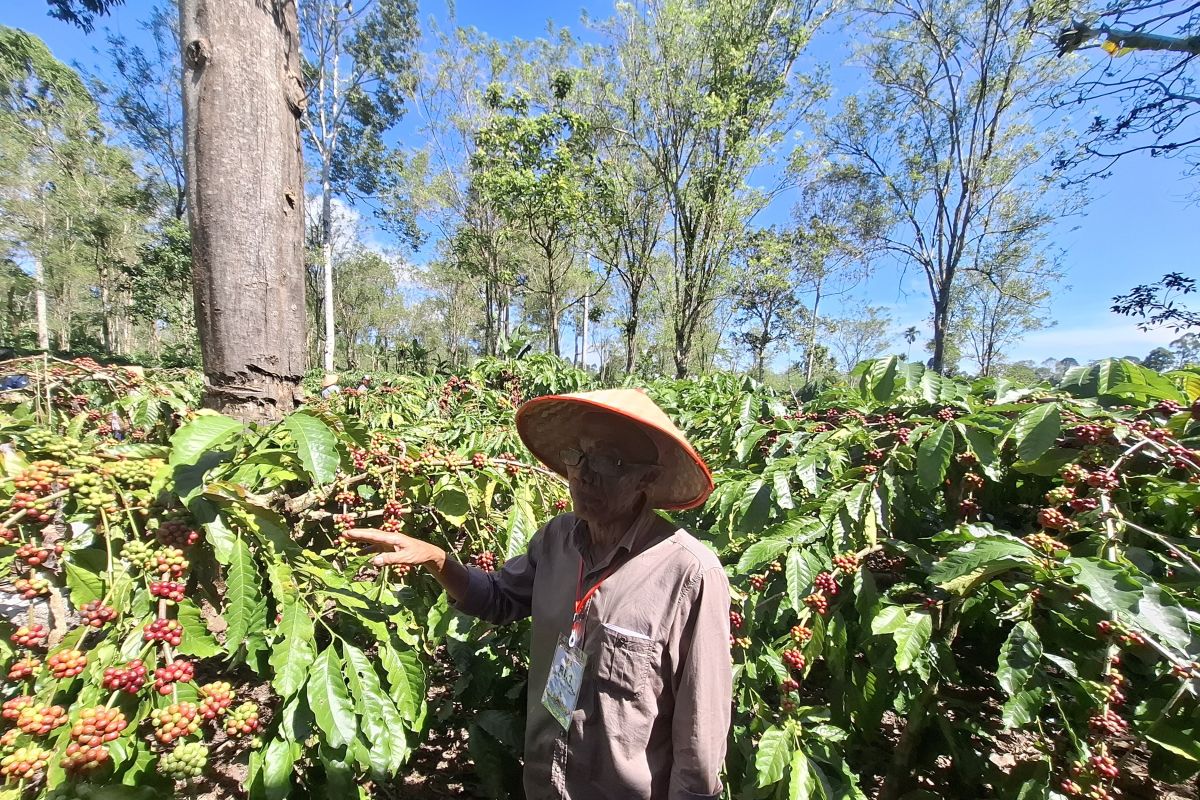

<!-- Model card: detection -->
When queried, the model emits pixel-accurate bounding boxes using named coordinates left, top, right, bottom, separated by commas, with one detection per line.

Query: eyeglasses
left=560, top=447, right=657, bottom=477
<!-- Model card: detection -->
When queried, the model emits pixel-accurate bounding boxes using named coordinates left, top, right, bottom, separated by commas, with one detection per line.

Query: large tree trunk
left=181, top=0, right=308, bottom=422
left=930, top=289, right=950, bottom=374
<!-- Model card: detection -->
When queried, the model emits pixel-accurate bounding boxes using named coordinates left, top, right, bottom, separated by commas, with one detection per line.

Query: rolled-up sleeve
left=668, top=565, right=732, bottom=800
left=450, top=525, right=544, bottom=625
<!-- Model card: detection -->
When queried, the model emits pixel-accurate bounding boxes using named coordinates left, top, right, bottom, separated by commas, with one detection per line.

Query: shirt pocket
left=594, top=622, right=655, bottom=699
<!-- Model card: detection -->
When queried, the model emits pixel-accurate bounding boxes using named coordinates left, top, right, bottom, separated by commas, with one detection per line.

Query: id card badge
left=542, top=634, right=587, bottom=731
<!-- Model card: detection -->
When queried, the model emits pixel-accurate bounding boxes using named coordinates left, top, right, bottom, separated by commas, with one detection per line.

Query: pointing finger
left=343, top=528, right=407, bottom=546
left=371, top=551, right=423, bottom=568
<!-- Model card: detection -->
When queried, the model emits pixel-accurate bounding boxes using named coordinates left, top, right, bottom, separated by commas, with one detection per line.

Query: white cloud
left=1008, top=320, right=1180, bottom=363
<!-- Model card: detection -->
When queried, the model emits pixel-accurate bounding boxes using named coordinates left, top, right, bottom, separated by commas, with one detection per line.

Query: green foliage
left=1, top=354, right=1199, bottom=799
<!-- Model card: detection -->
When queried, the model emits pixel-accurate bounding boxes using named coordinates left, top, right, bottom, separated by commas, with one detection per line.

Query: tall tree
left=1112, top=272, right=1199, bottom=332
left=89, top=0, right=187, bottom=219
left=828, top=304, right=894, bottom=374
left=731, top=227, right=805, bottom=381
left=602, top=0, right=836, bottom=377
left=473, top=72, right=603, bottom=358
left=180, top=0, right=308, bottom=420
left=820, top=0, right=1081, bottom=372
left=299, top=0, right=418, bottom=373
left=0, top=26, right=91, bottom=351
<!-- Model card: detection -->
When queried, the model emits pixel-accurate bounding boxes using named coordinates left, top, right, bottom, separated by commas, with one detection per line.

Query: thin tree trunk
left=321, top=167, right=335, bottom=373
left=181, top=0, right=308, bottom=421
left=581, top=292, right=589, bottom=370
left=804, top=284, right=823, bottom=382
left=33, top=254, right=49, bottom=352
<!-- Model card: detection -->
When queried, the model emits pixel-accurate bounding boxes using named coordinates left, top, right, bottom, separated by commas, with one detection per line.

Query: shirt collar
left=571, top=502, right=661, bottom=575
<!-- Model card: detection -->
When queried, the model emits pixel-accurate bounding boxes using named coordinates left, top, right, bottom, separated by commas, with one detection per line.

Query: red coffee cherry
left=223, top=702, right=260, bottom=737
left=199, top=681, right=234, bottom=720
left=16, top=703, right=67, bottom=735
left=149, top=702, right=201, bottom=743
left=782, top=649, right=807, bottom=671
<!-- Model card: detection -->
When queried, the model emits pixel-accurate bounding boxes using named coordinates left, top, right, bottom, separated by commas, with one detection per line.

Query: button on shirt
left=453, top=510, right=732, bottom=800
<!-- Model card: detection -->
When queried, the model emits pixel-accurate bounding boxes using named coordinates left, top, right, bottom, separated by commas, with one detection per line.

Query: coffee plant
left=0, top=354, right=1196, bottom=799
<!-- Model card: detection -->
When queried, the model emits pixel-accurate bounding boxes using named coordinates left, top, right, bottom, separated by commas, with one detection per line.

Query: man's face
left=566, top=413, right=660, bottom=527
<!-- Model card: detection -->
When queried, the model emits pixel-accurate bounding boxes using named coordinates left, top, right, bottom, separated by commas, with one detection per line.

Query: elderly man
left=349, top=388, right=732, bottom=800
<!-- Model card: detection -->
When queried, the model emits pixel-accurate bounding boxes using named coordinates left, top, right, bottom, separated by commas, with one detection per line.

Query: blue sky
left=4, top=0, right=1195, bottom=368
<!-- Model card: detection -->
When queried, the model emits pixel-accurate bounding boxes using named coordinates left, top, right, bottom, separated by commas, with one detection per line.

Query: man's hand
left=342, top=528, right=470, bottom=603
left=343, top=528, right=447, bottom=570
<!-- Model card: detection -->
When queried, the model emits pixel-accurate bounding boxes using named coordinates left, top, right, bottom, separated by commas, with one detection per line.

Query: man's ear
left=637, top=466, right=662, bottom=494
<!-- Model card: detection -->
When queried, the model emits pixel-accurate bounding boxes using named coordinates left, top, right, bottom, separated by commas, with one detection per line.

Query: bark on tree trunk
left=181, top=0, right=308, bottom=422
left=931, top=291, right=950, bottom=374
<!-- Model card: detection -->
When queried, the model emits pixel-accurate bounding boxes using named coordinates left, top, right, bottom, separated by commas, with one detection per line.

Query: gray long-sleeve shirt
left=453, top=510, right=733, bottom=800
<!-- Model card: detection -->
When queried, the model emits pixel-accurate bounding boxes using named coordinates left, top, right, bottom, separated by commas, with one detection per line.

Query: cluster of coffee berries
left=729, top=611, right=744, bottom=630
left=936, top=407, right=957, bottom=421
left=144, top=618, right=184, bottom=646
left=553, top=498, right=569, bottom=511
left=865, top=551, right=905, bottom=574
left=1037, top=507, right=1074, bottom=531
left=782, top=649, right=807, bottom=671
left=14, top=576, right=50, bottom=599
left=332, top=513, right=355, bottom=532
left=333, top=490, right=359, bottom=507
left=0, top=746, right=51, bottom=780
left=1085, top=470, right=1119, bottom=491
left=60, top=740, right=112, bottom=774
left=499, top=453, right=520, bottom=476
left=382, top=498, right=405, bottom=519
left=102, top=660, right=148, bottom=693
left=156, top=519, right=200, bottom=548
left=121, top=540, right=154, bottom=569
left=1070, top=496, right=1100, bottom=512
left=199, top=682, right=234, bottom=720
left=1025, top=532, right=1066, bottom=553
left=151, top=581, right=187, bottom=602
left=814, top=572, right=839, bottom=596
left=16, top=702, right=66, bottom=735
left=790, top=625, right=813, bottom=643
left=1088, top=708, right=1128, bottom=736
left=958, top=498, right=980, bottom=519
left=832, top=552, right=859, bottom=573
left=68, top=706, right=127, bottom=748
left=158, top=741, right=207, bottom=779
left=963, top=473, right=985, bottom=492
left=224, top=702, right=261, bottom=737
left=80, top=600, right=117, bottom=628
left=15, top=543, right=55, bottom=567
left=896, top=428, right=912, bottom=445
left=154, top=660, right=195, bottom=695
left=471, top=452, right=488, bottom=470
left=1155, top=399, right=1182, bottom=416
left=866, top=448, right=886, bottom=464
left=7, top=657, right=39, bottom=682
left=803, top=593, right=829, bottom=615
left=154, top=548, right=190, bottom=578
left=748, top=575, right=768, bottom=592
left=12, top=463, right=56, bottom=493
left=780, top=678, right=800, bottom=694
left=48, top=649, right=87, bottom=679
left=9, top=492, right=54, bottom=523
left=2, top=696, right=33, bottom=721
left=1045, top=486, right=1076, bottom=505
left=9, top=623, right=47, bottom=650
left=1071, top=424, right=1108, bottom=445
left=150, top=702, right=200, bottom=743
left=472, top=551, right=497, bottom=572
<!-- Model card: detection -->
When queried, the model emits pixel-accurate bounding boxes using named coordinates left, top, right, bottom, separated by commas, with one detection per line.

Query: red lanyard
left=569, top=556, right=617, bottom=648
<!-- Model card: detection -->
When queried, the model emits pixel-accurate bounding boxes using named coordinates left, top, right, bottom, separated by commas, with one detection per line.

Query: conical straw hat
left=515, top=388, right=714, bottom=511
